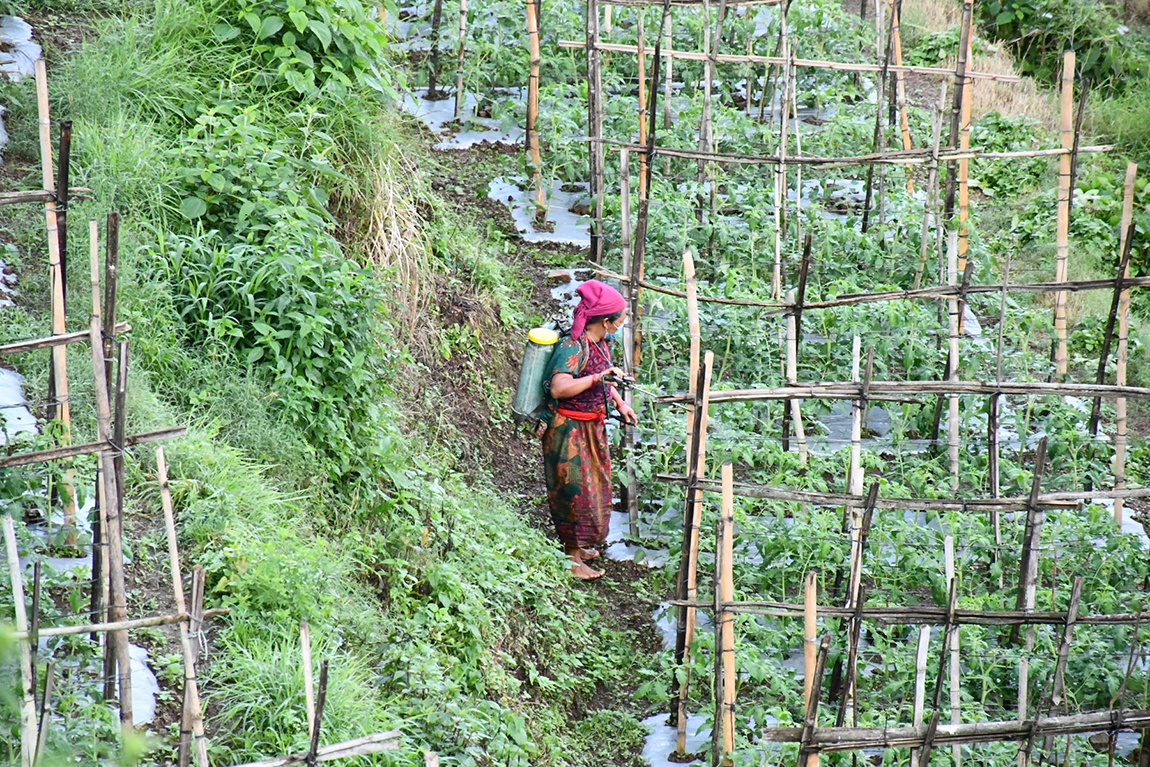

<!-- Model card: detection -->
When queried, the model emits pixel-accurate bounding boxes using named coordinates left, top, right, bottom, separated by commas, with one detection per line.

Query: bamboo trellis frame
left=547, top=0, right=1144, bottom=762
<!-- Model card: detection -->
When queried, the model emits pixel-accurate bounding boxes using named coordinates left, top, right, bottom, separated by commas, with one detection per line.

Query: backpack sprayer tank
left=512, top=327, right=559, bottom=423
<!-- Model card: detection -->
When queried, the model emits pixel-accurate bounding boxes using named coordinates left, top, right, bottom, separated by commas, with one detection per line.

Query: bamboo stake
left=956, top=16, right=973, bottom=273
left=30, top=560, right=40, bottom=698
left=717, top=463, right=735, bottom=766
left=604, top=3, right=612, bottom=36
left=890, top=0, right=912, bottom=192
left=942, top=2, right=972, bottom=223
left=948, top=231, right=960, bottom=492
left=156, top=447, right=209, bottom=767
left=453, top=0, right=468, bottom=119
left=87, top=229, right=133, bottom=733
left=791, top=55, right=803, bottom=243
left=557, top=39, right=1022, bottom=80
left=637, top=15, right=648, bottom=200
left=1016, top=441, right=1048, bottom=767
left=1088, top=225, right=1134, bottom=437
left=1053, top=50, right=1075, bottom=378
left=3, top=513, right=39, bottom=767
left=944, top=536, right=961, bottom=767
left=35, top=58, right=77, bottom=532
left=301, top=621, right=315, bottom=738
left=695, top=0, right=716, bottom=226
left=839, top=337, right=864, bottom=727
left=663, top=15, right=673, bottom=175
left=1114, top=162, right=1137, bottom=525
left=228, top=732, right=402, bottom=767
left=525, top=0, right=545, bottom=213
left=772, top=39, right=789, bottom=299
left=909, top=626, right=932, bottom=766
left=797, top=636, right=831, bottom=767
left=33, top=661, right=53, bottom=767
left=587, top=0, right=604, bottom=262
left=848, top=336, right=863, bottom=500
left=427, top=0, right=446, bottom=97
left=674, top=351, right=714, bottom=754
left=915, top=84, right=947, bottom=289
left=990, top=252, right=1010, bottom=587
left=620, top=150, right=640, bottom=537
left=803, top=570, right=817, bottom=711
left=785, top=290, right=808, bottom=465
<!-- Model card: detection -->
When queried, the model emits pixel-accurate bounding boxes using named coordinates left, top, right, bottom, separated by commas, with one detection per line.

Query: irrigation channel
left=394, top=0, right=1150, bottom=764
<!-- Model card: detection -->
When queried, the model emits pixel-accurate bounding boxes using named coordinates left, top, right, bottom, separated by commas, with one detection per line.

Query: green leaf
left=211, top=22, right=241, bottom=41
left=259, top=15, right=284, bottom=39
left=243, top=12, right=261, bottom=33
left=253, top=321, right=274, bottom=336
left=179, top=197, right=207, bottom=219
left=247, top=347, right=265, bottom=364
left=288, top=10, right=309, bottom=33
left=309, top=19, right=332, bottom=49
left=995, top=10, right=1014, bottom=24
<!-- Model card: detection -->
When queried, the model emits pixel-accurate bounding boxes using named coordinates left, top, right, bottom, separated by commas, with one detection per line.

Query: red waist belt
left=556, top=407, right=605, bottom=422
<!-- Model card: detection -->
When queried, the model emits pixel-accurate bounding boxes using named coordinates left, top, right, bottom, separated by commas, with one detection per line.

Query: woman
left=543, top=280, right=638, bottom=580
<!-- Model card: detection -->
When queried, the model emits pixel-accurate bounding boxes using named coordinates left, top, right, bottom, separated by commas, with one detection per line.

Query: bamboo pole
left=593, top=136, right=1111, bottom=166
left=87, top=230, right=133, bottom=733
left=695, top=0, right=716, bottom=227
left=11, top=610, right=233, bottom=640
left=557, top=39, right=1023, bottom=80
left=915, top=84, right=947, bottom=289
left=785, top=291, right=808, bottom=465
left=944, top=536, right=961, bottom=767
left=33, top=661, right=54, bottom=767
left=942, top=2, right=972, bottom=223
left=427, top=0, right=446, bottom=97
left=227, top=732, right=402, bottom=767
left=803, top=570, right=817, bottom=711
left=587, top=0, right=604, bottom=262
left=948, top=231, right=960, bottom=491
left=797, top=636, right=831, bottom=767
left=890, top=0, right=912, bottom=192
left=1016, top=441, right=1048, bottom=767
left=839, top=337, right=864, bottom=727
left=791, top=55, right=803, bottom=243
left=178, top=567, right=206, bottom=767
left=848, top=336, right=863, bottom=500
left=909, top=626, right=932, bottom=766
left=301, top=621, right=315, bottom=738
left=3, top=513, right=39, bottom=767
left=1088, top=226, right=1134, bottom=437
left=772, top=39, right=789, bottom=299
left=637, top=15, right=648, bottom=200
left=1114, top=162, right=1137, bottom=526
left=525, top=0, right=545, bottom=213
left=453, top=0, right=468, bottom=119
left=156, top=446, right=209, bottom=767
left=662, top=15, right=673, bottom=175
left=674, top=351, right=714, bottom=754
left=717, top=463, right=735, bottom=766
left=620, top=150, right=640, bottom=537
left=35, top=58, right=77, bottom=532
left=1053, top=50, right=1075, bottom=378
left=956, top=16, right=973, bottom=273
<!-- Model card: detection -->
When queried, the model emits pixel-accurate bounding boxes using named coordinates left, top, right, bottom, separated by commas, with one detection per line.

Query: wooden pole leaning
left=3, top=513, right=39, bottom=767
left=525, top=0, right=545, bottom=213
left=87, top=226, right=133, bottom=733
left=452, top=0, right=468, bottom=119
left=673, top=350, right=714, bottom=754
left=1114, top=162, right=1137, bottom=525
left=35, top=58, right=78, bottom=532
left=1053, top=50, right=1075, bottom=378
left=156, top=446, right=210, bottom=767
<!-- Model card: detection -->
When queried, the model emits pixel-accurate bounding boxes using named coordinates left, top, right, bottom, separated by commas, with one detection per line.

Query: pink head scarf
left=570, top=279, right=626, bottom=339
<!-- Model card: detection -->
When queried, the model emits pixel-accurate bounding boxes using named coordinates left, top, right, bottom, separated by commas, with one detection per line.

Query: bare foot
left=579, top=547, right=600, bottom=560
left=571, top=560, right=603, bottom=580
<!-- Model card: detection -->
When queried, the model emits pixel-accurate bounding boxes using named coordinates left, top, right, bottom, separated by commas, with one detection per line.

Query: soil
left=405, top=135, right=666, bottom=727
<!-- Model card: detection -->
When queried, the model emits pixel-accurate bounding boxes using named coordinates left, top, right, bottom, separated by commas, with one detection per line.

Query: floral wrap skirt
left=541, top=410, right=612, bottom=548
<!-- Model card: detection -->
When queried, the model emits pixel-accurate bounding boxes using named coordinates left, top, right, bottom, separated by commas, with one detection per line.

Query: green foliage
left=979, top=0, right=1147, bottom=87
left=222, top=0, right=399, bottom=97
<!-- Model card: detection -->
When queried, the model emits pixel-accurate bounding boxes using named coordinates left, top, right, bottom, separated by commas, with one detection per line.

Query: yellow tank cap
left=528, top=327, right=559, bottom=345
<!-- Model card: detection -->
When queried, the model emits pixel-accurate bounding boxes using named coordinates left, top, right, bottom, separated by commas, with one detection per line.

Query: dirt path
left=407, top=136, right=666, bottom=719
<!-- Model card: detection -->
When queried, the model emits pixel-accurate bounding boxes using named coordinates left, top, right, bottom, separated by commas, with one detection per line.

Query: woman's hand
left=616, top=401, right=638, bottom=425
left=601, top=367, right=627, bottom=387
